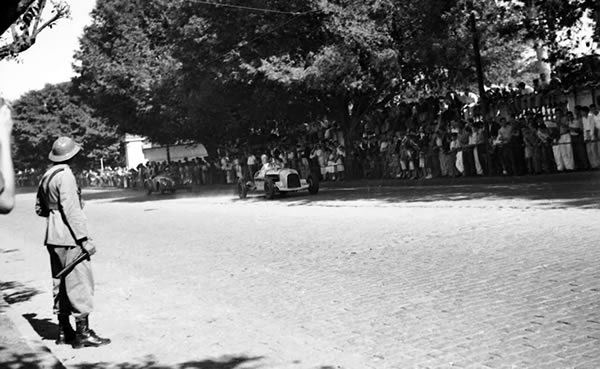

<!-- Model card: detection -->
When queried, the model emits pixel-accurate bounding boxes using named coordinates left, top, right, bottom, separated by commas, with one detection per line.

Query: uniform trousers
left=47, top=246, right=94, bottom=318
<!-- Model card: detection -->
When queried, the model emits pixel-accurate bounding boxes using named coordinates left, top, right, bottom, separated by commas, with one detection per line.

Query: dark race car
left=144, top=173, right=177, bottom=195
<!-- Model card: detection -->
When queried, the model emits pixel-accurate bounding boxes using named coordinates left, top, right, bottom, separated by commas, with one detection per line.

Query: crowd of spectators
left=205, top=96, right=600, bottom=184
left=14, top=70, right=600, bottom=189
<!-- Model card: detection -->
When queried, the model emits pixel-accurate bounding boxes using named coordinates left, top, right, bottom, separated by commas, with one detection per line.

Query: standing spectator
left=450, top=132, right=463, bottom=176
left=379, top=133, right=392, bottom=178
left=553, top=123, right=575, bottom=172
left=397, top=134, right=410, bottom=178
left=284, top=148, right=294, bottom=170
left=298, top=143, right=310, bottom=179
left=512, top=118, right=527, bottom=175
left=582, top=106, right=600, bottom=169
left=536, top=123, right=555, bottom=173
left=497, top=118, right=516, bottom=175
left=405, top=132, right=419, bottom=180
left=310, top=144, right=326, bottom=181
left=247, top=152, right=258, bottom=180
left=416, top=127, right=432, bottom=179
left=469, top=122, right=485, bottom=175
left=233, top=158, right=243, bottom=180
left=436, top=128, right=453, bottom=177
left=459, top=124, right=474, bottom=176
left=220, top=153, right=232, bottom=184
left=335, top=144, right=346, bottom=181
left=0, top=100, right=15, bottom=214
left=568, top=109, right=589, bottom=170
left=522, top=123, right=542, bottom=174
left=429, top=128, right=442, bottom=178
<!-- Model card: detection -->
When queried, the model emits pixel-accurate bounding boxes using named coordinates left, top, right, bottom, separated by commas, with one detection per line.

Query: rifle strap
left=40, top=167, right=65, bottom=210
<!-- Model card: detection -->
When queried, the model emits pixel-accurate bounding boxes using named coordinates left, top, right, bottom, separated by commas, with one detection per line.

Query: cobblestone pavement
left=1, top=177, right=600, bottom=369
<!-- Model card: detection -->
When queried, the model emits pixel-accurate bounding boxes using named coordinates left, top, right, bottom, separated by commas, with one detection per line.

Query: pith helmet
left=49, top=137, right=81, bottom=163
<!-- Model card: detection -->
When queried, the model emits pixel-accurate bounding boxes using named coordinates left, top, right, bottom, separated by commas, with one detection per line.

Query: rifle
left=55, top=246, right=92, bottom=279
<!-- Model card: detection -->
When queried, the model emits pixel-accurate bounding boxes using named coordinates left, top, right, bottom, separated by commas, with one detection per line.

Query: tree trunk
left=534, top=42, right=551, bottom=80
left=340, top=113, right=362, bottom=179
left=0, top=0, right=36, bottom=35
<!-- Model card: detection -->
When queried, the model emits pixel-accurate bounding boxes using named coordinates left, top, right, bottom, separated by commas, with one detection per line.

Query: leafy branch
left=0, top=0, right=70, bottom=60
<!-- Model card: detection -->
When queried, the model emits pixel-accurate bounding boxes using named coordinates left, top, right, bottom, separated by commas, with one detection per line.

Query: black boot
left=72, top=316, right=111, bottom=348
left=56, top=314, right=76, bottom=345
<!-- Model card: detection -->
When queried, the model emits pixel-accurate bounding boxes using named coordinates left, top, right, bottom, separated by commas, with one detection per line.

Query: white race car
left=237, top=161, right=319, bottom=199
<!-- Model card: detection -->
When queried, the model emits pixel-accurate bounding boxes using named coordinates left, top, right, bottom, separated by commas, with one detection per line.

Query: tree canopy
left=74, top=0, right=599, bottom=151
left=11, top=82, right=121, bottom=170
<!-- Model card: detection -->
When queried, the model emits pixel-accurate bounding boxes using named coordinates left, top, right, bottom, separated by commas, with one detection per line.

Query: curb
left=0, top=294, right=65, bottom=369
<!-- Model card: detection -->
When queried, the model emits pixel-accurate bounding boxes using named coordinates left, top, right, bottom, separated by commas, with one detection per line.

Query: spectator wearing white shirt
left=582, top=106, right=600, bottom=168
left=518, top=81, right=535, bottom=95
left=554, top=121, right=575, bottom=172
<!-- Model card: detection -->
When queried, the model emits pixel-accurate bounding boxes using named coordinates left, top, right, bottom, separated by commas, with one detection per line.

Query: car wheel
left=237, top=178, right=248, bottom=199
left=307, top=174, right=319, bottom=195
left=264, top=177, right=276, bottom=200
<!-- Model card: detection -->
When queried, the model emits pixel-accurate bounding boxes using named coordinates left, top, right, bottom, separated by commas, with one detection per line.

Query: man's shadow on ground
left=22, top=313, right=57, bottom=341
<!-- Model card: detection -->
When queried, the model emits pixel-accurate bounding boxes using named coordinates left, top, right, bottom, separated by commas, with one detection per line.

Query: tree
left=75, top=0, right=597, bottom=167
left=0, top=0, right=70, bottom=60
left=11, top=82, right=121, bottom=170
left=73, top=0, right=181, bottom=145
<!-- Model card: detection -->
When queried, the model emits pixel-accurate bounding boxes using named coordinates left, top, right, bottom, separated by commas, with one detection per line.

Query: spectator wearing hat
left=35, top=136, right=110, bottom=348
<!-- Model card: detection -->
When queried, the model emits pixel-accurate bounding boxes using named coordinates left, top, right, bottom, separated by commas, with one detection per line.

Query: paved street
left=1, top=175, right=600, bottom=369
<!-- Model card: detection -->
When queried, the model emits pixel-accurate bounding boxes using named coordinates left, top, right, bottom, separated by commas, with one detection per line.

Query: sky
left=0, top=0, right=97, bottom=101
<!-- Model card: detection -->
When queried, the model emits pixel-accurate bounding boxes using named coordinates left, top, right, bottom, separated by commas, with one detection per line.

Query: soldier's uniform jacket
left=36, top=164, right=88, bottom=246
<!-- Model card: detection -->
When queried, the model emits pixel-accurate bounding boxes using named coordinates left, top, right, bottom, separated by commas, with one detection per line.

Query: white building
left=124, top=134, right=209, bottom=169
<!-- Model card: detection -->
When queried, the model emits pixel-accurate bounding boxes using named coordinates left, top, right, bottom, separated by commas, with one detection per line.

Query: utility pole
left=468, top=0, right=492, bottom=175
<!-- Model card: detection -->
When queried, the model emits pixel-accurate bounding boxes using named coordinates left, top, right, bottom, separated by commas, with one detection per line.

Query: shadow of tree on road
left=77, top=171, right=600, bottom=209
left=71, top=356, right=264, bottom=369
left=0, top=350, right=346, bottom=369
left=0, top=281, right=41, bottom=305
left=0, top=348, right=66, bottom=369
left=0, top=353, right=272, bottom=369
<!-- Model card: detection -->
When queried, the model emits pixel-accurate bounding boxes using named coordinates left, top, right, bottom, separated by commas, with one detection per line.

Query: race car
left=237, top=161, right=319, bottom=199
left=145, top=173, right=177, bottom=195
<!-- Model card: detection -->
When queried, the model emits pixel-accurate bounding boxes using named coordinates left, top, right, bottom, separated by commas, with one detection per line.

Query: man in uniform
left=35, top=136, right=110, bottom=348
